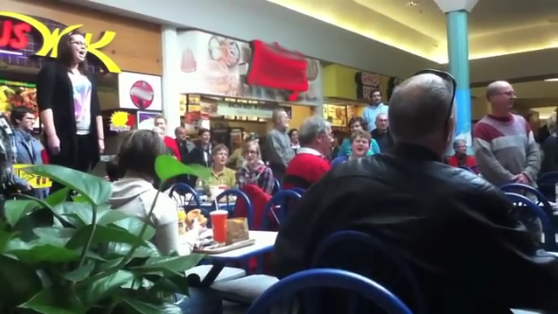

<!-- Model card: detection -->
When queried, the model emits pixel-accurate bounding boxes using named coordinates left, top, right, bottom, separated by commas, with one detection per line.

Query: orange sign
left=0, top=11, right=121, bottom=73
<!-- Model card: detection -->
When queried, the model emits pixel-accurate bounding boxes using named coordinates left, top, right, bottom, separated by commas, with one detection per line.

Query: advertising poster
left=118, top=72, right=162, bottom=111
left=177, top=30, right=321, bottom=105
left=137, top=111, right=161, bottom=130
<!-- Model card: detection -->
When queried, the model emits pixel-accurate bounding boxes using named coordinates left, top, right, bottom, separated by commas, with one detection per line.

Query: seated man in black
left=274, top=71, right=558, bottom=314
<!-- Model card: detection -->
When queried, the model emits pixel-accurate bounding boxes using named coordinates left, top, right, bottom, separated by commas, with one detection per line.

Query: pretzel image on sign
left=14, top=164, right=52, bottom=189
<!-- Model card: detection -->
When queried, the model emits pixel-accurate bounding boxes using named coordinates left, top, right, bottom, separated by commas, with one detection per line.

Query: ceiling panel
left=270, top=0, right=558, bottom=62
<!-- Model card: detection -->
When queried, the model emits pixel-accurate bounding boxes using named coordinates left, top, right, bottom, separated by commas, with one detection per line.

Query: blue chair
left=169, top=183, right=202, bottom=211
left=505, top=192, right=556, bottom=251
left=272, top=178, right=281, bottom=195
left=262, top=189, right=302, bottom=230
left=500, top=183, right=554, bottom=220
left=216, top=188, right=254, bottom=228
left=290, top=187, right=305, bottom=195
left=247, top=268, right=413, bottom=314
left=312, top=230, right=425, bottom=314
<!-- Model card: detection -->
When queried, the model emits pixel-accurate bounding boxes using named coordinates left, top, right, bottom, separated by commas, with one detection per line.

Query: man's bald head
left=389, top=73, right=454, bottom=143
left=175, top=126, right=187, bottom=140
left=486, top=81, right=511, bottom=100
left=485, top=80, right=515, bottom=115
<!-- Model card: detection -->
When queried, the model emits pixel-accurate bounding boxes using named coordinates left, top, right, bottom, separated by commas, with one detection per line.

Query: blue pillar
left=446, top=10, right=472, bottom=153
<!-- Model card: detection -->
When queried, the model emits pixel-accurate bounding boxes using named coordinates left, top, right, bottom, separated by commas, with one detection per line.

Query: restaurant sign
left=0, top=11, right=121, bottom=73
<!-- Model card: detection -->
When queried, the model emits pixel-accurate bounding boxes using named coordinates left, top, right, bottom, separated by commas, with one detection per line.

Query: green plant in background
left=0, top=155, right=211, bottom=314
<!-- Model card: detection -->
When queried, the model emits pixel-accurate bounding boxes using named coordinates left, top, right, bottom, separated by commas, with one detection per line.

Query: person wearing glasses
left=283, top=116, right=332, bottom=190
left=236, top=140, right=274, bottom=194
left=274, top=71, right=558, bottom=314
left=473, top=81, right=540, bottom=187
left=37, top=31, right=104, bottom=192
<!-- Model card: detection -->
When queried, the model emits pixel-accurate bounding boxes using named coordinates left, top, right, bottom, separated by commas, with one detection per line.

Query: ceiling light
left=544, top=78, right=558, bottom=82
left=407, top=1, right=419, bottom=6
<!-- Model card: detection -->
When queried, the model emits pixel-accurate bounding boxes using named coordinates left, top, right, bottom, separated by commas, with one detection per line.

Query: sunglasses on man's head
left=413, top=69, right=457, bottom=137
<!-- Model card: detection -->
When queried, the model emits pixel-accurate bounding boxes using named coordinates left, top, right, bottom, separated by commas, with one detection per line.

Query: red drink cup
left=210, top=210, right=228, bottom=243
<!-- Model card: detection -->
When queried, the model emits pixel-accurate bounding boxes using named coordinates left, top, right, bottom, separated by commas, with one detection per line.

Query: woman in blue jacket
left=338, top=117, right=380, bottom=157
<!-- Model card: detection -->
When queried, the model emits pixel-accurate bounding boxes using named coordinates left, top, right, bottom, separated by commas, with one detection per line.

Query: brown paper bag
left=226, top=217, right=249, bottom=245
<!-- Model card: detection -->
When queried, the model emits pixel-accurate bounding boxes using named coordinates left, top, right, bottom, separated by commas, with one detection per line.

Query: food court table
left=189, top=230, right=277, bottom=287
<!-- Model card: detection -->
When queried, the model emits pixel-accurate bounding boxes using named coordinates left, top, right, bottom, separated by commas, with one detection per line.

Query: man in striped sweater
left=473, top=81, right=540, bottom=187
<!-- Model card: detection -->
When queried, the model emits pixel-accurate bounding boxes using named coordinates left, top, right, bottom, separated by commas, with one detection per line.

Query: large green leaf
left=104, top=242, right=160, bottom=260
left=66, top=224, right=149, bottom=249
left=58, top=202, right=129, bottom=227
left=32, top=227, right=75, bottom=247
left=122, top=298, right=182, bottom=314
left=5, top=238, right=80, bottom=264
left=0, top=229, right=13, bottom=253
left=24, top=165, right=112, bottom=206
left=0, top=255, right=43, bottom=307
left=111, top=216, right=156, bottom=241
left=63, top=262, right=95, bottom=282
left=155, top=155, right=211, bottom=182
left=33, top=227, right=76, bottom=240
left=131, top=254, right=204, bottom=273
left=4, top=199, right=42, bottom=226
left=78, top=270, right=134, bottom=306
left=18, top=288, right=85, bottom=314
left=45, top=187, right=70, bottom=206
left=149, top=276, right=189, bottom=295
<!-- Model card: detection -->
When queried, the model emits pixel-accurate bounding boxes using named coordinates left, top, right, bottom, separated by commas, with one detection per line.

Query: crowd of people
left=274, top=72, right=558, bottom=314
left=10, top=27, right=557, bottom=313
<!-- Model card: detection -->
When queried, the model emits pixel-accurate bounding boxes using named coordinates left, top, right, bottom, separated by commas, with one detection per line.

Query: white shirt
left=68, top=73, right=92, bottom=135
left=297, top=147, right=322, bottom=156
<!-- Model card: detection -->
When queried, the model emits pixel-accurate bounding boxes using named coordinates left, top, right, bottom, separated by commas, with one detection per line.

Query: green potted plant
left=0, top=155, right=211, bottom=313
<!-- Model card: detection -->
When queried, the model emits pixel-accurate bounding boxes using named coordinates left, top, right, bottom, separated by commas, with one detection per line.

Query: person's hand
left=16, top=181, right=32, bottom=191
left=98, top=139, right=105, bottom=154
left=47, top=134, right=60, bottom=155
left=514, top=173, right=530, bottom=184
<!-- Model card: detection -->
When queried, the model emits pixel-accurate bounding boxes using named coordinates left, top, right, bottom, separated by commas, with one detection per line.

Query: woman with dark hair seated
left=338, top=117, right=381, bottom=157
left=108, top=129, right=203, bottom=255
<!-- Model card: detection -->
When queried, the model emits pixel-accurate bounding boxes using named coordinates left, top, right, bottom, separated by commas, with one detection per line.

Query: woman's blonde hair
left=243, top=140, right=261, bottom=157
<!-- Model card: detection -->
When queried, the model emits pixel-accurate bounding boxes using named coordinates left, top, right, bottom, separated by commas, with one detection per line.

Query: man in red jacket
left=446, top=139, right=478, bottom=173
left=154, top=115, right=181, bottom=160
left=284, top=116, right=333, bottom=190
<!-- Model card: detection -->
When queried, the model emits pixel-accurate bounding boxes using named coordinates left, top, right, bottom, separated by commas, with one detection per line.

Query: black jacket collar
left=389, top=143, right=442, bottom=162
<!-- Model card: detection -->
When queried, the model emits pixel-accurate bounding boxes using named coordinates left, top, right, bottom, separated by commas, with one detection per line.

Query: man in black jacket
left=274, top=71, right=558, bottom=314
left=371, top=112, right=394, bottom=152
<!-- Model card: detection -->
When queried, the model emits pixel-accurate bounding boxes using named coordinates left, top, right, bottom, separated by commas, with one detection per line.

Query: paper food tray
left=194, top=238, right=255, bottom=254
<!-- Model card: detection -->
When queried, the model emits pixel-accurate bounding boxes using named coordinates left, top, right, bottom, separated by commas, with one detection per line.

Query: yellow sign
left=110, top=111, right=132, bottom=132
left=14, top=164, right=52, bottom=189
left=323, top=104, right=347, bottom=127
left=0, top=11, right=121, bottom=73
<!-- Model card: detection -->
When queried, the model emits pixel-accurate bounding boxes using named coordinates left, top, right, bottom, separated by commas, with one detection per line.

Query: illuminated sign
left=130, top=80, right=154, bottom=110
left=15, top=164, right=52, bottom=189
left=245, top=40, right=308, bottom=101
left=110, top=111, right=134, bottom=132
left=355, top=71, right=382, bottom=101
left=0, top=11, right=121, bottom=73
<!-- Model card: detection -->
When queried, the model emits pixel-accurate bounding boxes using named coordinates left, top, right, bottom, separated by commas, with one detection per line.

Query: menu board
left=323, top=104, right=347, bottom=127
left=346, top=105, right=356, bottom=120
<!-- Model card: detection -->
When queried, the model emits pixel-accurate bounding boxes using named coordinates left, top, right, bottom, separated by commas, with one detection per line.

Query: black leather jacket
left=274, top=143, right=558, bottom=314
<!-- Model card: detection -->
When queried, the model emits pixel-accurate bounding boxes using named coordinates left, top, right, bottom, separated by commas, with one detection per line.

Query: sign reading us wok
left=0, top=11, right=121, bottom=73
